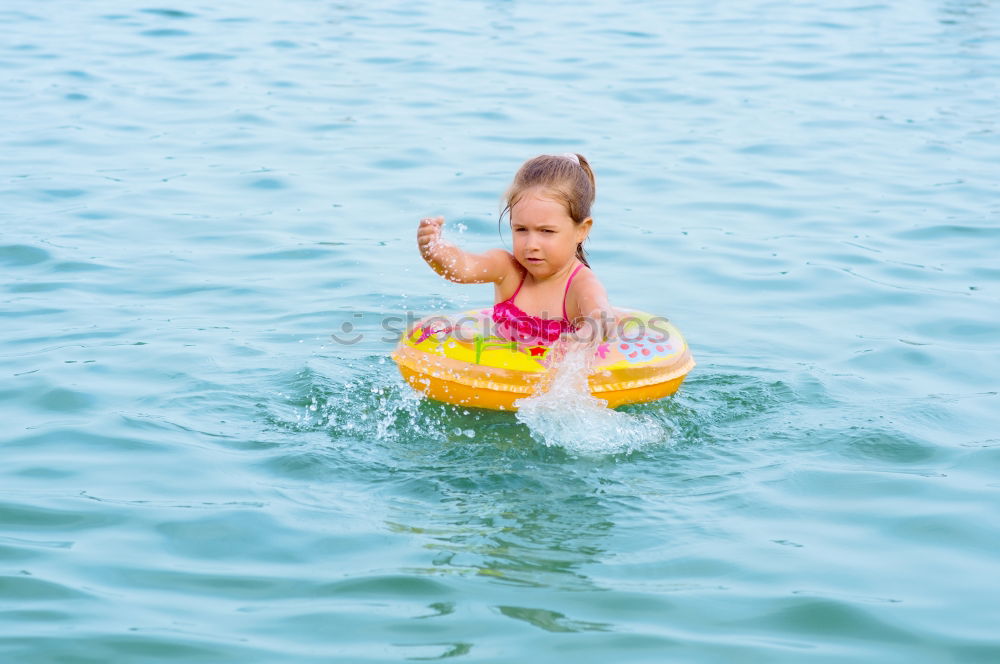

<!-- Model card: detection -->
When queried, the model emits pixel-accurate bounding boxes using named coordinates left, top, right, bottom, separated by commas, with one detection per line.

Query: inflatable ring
left=392, top=308, right=695, bottom=410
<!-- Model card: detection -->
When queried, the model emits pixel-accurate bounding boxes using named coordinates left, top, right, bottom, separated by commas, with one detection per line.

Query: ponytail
left=574, top=153, right=597, bottom=195
left=574, top=154, right=594, bottom=269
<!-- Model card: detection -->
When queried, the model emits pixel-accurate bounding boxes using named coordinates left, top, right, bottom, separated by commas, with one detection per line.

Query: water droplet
left=515, top=345, right=667, bottom=455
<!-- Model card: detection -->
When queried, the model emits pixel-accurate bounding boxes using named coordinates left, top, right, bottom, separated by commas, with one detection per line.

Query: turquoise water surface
left=3, top=1, right=999, bottom=662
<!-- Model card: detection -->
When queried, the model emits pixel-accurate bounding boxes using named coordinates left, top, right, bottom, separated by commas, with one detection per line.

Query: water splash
left=514, top=345, right=669, bottom=456
left=268, top=347, right=674, bottom=457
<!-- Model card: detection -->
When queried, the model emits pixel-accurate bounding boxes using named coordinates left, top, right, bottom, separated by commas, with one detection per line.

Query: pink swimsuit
left=492, top=264, right=584, bottom=345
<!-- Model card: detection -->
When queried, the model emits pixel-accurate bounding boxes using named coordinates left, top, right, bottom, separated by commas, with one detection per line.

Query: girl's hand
left=416, top=217, right=507, bottom=284
left=417, top=216, right=445, bottom=259
left=572, top=312, right=617, bottom=346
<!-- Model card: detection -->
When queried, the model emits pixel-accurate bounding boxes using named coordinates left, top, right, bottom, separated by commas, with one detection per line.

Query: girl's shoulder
left=569, top=264, right=603, bottom=291
left=565, top=264, right=608, bottom=317
left=483, top=249, right=523, bottom=284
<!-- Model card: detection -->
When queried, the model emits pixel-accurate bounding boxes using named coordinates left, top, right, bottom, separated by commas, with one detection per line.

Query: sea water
left=2, top=1, right=999, bottom=662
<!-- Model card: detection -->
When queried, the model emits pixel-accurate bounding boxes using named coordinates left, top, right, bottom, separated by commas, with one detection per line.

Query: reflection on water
left=388, top=471, right=615, bottom=593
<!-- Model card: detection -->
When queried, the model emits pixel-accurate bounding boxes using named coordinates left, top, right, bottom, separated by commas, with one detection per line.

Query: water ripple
left=3, top=0, right=999, bottom=660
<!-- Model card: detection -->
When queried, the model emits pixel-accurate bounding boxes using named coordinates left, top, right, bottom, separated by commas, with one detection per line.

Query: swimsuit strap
left=562, top=263, right=584, bottom=321
left=508, top=271, right=527, bottom=302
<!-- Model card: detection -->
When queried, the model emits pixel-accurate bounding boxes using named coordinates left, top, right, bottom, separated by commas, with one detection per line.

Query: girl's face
left=510, top=187, right=591, bottom=279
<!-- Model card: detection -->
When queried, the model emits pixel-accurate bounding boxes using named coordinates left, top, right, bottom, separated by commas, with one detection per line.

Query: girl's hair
left=500, top=153, right=597, bottom=267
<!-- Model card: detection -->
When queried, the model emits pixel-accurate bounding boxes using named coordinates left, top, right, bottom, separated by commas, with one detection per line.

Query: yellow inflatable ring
left=392, top=308, right=695, bottom=410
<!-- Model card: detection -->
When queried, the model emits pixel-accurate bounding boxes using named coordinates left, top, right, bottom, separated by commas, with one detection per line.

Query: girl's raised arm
left=417, top=216, right=511, bottom=284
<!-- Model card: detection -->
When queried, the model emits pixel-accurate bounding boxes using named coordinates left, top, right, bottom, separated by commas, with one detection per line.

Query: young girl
left=417, top=153, right=615, bottom=346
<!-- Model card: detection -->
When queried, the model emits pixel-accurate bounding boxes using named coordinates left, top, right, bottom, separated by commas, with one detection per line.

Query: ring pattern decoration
left=392, top=309, right=695, bottom=410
